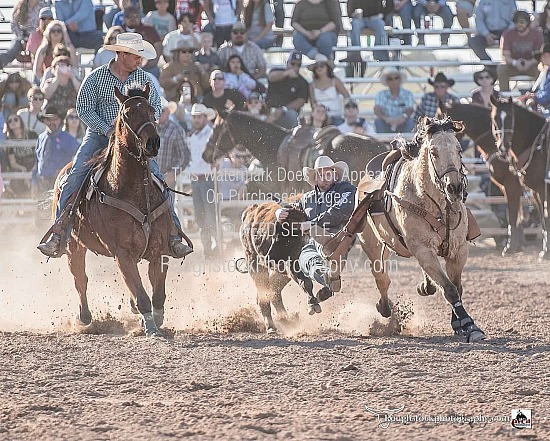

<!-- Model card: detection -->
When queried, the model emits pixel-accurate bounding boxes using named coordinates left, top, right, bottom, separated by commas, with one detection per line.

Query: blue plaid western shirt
left=414, top=92, right=457, bottom=121
left=76, top=62, right=162, bottom=136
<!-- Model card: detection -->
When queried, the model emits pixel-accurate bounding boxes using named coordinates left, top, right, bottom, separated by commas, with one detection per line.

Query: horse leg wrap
left=142, top=312, right=162, bottom=337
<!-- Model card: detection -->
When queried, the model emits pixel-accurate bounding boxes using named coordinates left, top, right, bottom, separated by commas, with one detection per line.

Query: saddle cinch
left=322, top=149, right=481, bottom=260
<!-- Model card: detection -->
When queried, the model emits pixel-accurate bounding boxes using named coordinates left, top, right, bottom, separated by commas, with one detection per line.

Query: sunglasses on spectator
left=40, top=17, right=53, bottom=21
left=50, top=28, right=62, bottom=33
left=7, top=118, right=20, bottom=124
left=477, top=75, right=492, bottom=80
left=180, top=49, right=194, bottom=53
left=433, top=84, right=448, bottom=89
left=31, top=96, right=45, bottom=101
left=214, top=76, right=224, bottom=80
left=232, top=31, right=246, bottom=35
left=387, top=76, right=401, bottom=81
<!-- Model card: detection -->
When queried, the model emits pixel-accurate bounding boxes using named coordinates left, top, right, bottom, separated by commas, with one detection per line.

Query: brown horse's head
left=114, top=83, right=160, bottom=159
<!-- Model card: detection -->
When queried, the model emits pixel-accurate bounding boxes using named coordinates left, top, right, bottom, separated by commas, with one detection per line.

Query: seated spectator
left=218, top=22, right=267, bottom=79
left=535, top=1, right=550, bottom=45
left=93, top=26, right=125, bottom=68
left=122, top=5, right=163, bottom=77
left=156, top=97, right=190, bottom=185
left=498, top=11, right=542, bottom=92
left=112, top=0, right=137, bottom=27
left=42, top=43, right=81, bottom=83
left=160, top=39, right=209, bottom=101
left=468, top=0, right=517, bottom=63
left=456, top=0, right=475, bottom=30
left=523, top=43, right=550, bottom=116
left=143, top=0, right=177, bottom=39
left=162, top=12, right=201, bottom=62
left=291, top=0, right=341, bottom=61
left=4, top=113, right=38, bottom=197
left=17, top=87, right=47, bottom=135
left=27, top=7, right=54, bottom=62
left=374, top=68, right=415, bottom=133
left=33, top=21, right=77, bottom=83
left=41, top=56, right=82, bottom=118
left=308, top=56, right=349, bottom=126
left=0, top=73, right=32, bottom=119
left=172, top=79, right=198, bottom=133
left=386, top=0, right=414, bottom=46
left=202, top=70, right=247, bottom=119
left=243, top=91, right=269, bottom=120
left=203, top=0, right=244, bottom=48
left=306, top=103, right=332, bottom=129
left=224, top=54, right=258, bottom=98
left=244, top=0, right=275, bottom=50
left=348, top=0, right=390, bottom=62
left=1, top=0, right=47, bottom=71
left=63, top=108, right=87, bottom=143
left=471, top=68, right=501, bottom=107
left=414, top=72, right=458, bottom=120
left=413, top=0, right=454, bottom=45
left=194, top=32, right=221, bottom=75
left=53, top=0, right=104, bottom=51
left=265, top=51, right=309, bottom=129
left=175, top=0, right=203, bottom=34
left=337, top=99, right=375, bottom=136
left=32, top=106, right=79, bottom=197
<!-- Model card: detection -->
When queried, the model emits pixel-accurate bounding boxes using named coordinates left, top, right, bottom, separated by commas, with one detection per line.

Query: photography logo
left=511, top=409, right=532, bottom=429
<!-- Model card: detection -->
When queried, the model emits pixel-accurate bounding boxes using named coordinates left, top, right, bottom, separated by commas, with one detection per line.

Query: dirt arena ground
left=1, top=228, right=549, bottom=440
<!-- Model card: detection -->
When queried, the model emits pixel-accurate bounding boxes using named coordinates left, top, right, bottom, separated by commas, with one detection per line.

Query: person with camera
left=160, top=39, right=209, bottom=100
left=337, top=99, right=375, bottom=136
left=40, top=55, right=82, bottom=119
left=498, top=11, right=542, bottom=92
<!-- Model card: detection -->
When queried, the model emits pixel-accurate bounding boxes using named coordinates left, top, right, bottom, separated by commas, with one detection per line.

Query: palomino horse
left=202, top=111, right=389, bottom=192
left=52, top=85, right=173, bottom=337
left=444, top=101, right=527, bottom=255
left=490, top=97, right=550, bottom=260
left=358, top=117, right=486, bottom=342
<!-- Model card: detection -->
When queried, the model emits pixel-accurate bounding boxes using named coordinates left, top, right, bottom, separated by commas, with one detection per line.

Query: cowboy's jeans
left=56, top=129, right=182, bottom=232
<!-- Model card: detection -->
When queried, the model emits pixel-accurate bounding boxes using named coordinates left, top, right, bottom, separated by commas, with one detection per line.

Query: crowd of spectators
left=3, top=0, right=550, bottom=203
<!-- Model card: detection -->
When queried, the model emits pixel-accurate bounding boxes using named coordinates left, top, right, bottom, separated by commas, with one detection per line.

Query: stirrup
left=169, top=237, right=194, bottom=259
left=37, top=233, right=65, bottom=258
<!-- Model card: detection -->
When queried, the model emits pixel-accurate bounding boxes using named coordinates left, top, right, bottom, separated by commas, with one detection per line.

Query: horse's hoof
left=146, top=329, right=164, bottom=338
left=142, top=313, right=163, bottom=338
left=502, top=245, right=523, bottom=256
left=79, top=308, right=92, bottom=326
left=308, top=303, right=322, bottom=315
left=376, top=301, right=392, bottom=318
left=416, top=283, right=436, bottom=296
left=266, top=326, right=277, bottom=335
left=129, top=299, right=139, bottom=315
left=467, top=330, right=486, bottom=342
left=153, top=308, right=164, bottom=327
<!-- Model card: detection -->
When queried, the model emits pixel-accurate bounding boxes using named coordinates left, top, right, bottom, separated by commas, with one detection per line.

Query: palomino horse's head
left=490, top=96, right=515, bottom=160
left=203, top=118, right=236, bottom=164
left=417, top=116, right=466, bottom=203
left=114, top=83, right=160, bottom=160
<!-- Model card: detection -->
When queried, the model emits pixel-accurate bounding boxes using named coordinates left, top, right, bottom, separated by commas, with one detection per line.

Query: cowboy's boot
left=169, top=236, right=194, bottom=259
left=37, top=233, right=65, bottom=258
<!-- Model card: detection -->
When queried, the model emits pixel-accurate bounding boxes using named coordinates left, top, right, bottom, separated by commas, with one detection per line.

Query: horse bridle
left=119, top=96, right=157, bottom=163
left=492, top=106, right=515, bottom=160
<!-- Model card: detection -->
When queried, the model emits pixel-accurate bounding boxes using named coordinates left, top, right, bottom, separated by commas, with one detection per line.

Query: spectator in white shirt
left=337, top=99, right=376, bottom=136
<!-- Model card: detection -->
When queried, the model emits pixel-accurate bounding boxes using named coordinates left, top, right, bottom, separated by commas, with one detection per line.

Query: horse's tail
left=51, top=162, right=73, bottom=221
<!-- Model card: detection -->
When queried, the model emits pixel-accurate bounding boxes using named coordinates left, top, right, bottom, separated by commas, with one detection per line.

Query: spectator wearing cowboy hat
left=498, top=10, right=543, bottom=92
left=471, top=68, right=500, bottom=108
left=308, top=55, right=349, bottom=126
left=185, top=103, right=219, bottom=257
left=276, top=155, right=356, bottom=314
left=414, top=72, right=458, bottom=121
left=32, top=105, right=79, bottom=196
left=159, top=39, right=209, bottom=101
left=38, top=33, right=192, bottom=260
left=523, top=43, right=550, bottom=115
left=374, top=68, right=415, bottom=134
left=265, top=50, right=309, bottom=129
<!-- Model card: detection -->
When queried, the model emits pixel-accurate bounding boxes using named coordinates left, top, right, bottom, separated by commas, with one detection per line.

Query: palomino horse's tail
left=51, top=162, right=73, bottom=221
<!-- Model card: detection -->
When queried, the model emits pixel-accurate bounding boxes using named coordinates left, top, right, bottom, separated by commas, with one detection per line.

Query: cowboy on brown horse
left=37, top=33, right=192, bottom=259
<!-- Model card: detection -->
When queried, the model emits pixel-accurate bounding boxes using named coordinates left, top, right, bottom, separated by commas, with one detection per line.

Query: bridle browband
left=119, top=95, right=157, bottom=163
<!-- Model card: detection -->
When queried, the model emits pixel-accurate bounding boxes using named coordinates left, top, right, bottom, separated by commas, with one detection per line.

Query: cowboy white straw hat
left=190, top=103, right=217, bottom=120
left=303, top=155, right=349, bottom=186
left=380, top=68, right=407, bottom=87
left=104, top=32, right=157, bottom=60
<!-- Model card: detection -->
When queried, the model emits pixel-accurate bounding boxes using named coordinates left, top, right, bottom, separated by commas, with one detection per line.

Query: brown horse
left=490, top=97, right=550, bottom=260
left=202, top=112, right=389, bottom=194
left=358, top=117, right=485, bottom=342
left=52, top=84, right=171, bottom=337
left=444, top=101, right=526, bottom=255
